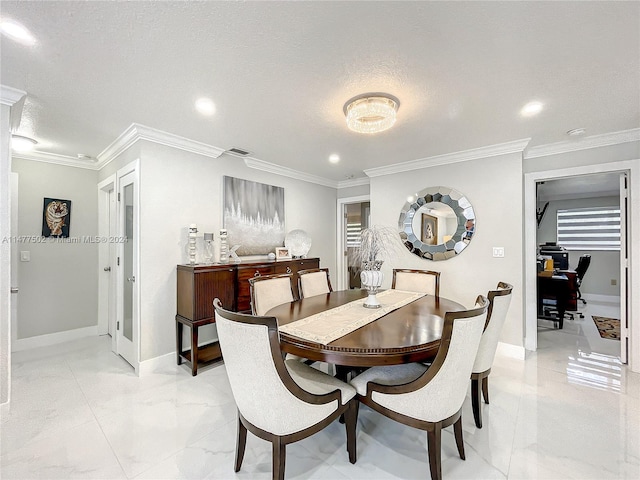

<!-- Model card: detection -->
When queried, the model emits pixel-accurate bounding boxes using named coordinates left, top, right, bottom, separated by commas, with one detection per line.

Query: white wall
left=102, top=142, right=338, bottom=362
left=537, top=195, right=620, bottom=296
left=338, top=184, right=370, bottom=199
left=370, top=152, right=524, bottom=349
left=11, top=159, right=99, bottom=338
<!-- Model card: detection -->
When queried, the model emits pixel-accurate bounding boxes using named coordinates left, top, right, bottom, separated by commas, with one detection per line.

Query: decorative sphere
left=267, top=252, right=276, bottom=260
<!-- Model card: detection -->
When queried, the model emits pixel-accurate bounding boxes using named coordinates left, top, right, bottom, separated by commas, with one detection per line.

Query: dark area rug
left=592, top=316, right=620, bottom=340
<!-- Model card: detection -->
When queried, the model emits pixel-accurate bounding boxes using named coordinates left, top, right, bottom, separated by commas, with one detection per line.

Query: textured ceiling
left=1, top=1, right=639, bottom=181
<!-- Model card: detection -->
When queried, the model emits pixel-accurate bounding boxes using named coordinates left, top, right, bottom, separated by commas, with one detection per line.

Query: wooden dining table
left=266, top=289, right=466, bottom=368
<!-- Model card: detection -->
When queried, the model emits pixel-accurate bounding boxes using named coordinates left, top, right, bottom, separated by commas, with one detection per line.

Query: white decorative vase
left=361, top=260, right=384, bottom=309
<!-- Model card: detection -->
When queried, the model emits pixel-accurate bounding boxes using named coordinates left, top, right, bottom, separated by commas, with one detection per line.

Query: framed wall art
left=42, top=198, right=71, bottom=238
left=421, top=213, right=438, bottom=246
left=223, top=176, right=284, bottom=255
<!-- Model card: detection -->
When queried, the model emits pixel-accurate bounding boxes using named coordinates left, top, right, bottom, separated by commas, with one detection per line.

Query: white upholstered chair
left=213, top=298, right=358, bottom=480
left=392, top=268, right=441, bottom=298
left=349, top=296, right=489, bottom=480
left=471, top=281, right=513, bottom=428
left=298, top=268, right=333, bottom=298
left=248, top=273, right=295, bottom=316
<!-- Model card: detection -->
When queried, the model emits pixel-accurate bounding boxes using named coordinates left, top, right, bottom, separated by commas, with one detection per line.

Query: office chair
left=575, top=254, right=591, bottom=305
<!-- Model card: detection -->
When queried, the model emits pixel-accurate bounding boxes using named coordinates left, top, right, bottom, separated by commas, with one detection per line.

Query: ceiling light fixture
left=329, top=154, right=340, bottom=163
left=11, top=134, right=38, bottom=152
left=0, top=18, right=36, bottom=45
left=520, top=101, right=544, bottom=117
left=343, top=93, right=400, bottom=134
left=195, top=97, right=216, bottom=116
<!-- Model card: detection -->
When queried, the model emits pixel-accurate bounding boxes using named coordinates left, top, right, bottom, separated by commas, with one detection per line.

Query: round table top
left=266, top=289, right=465, bottom=367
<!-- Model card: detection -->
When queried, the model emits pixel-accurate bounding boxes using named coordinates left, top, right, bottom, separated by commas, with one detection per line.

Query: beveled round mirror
left=398, top=186, right=475, bottom=261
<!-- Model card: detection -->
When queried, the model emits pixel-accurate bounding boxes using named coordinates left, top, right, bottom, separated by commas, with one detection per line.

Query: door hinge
left=117, top=256, right=120, bottom=266
left=117, top=192, right=121, bottom=201
left=344, top=212, right=348, bottom=219
left=117, top=321, right=120, bottom=330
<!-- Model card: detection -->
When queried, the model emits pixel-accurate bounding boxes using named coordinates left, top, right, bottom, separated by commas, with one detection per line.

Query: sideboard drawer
left=237, top=264, right=276, bottom=312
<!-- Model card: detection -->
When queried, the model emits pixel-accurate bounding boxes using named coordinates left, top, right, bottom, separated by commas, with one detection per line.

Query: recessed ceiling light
left=0, top=19, right=36, bottom=45
left=567, top=128, right=586, bottom=137
left=520, top=101, right=544, bottom=117
left=329, top=154, right=340, bottom=163
left=195, top=97, right=216, bottom=116
left=11, top=134, right=37, bottom=152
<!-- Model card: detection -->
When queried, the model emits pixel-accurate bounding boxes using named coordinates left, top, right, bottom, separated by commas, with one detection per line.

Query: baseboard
left=12, top=326, right=98, bottom=352
left=582, top=293, right=620, bottom=304
left=497, top=341, right=526, bottom=360
left=138, top=351, right=175, bottom=376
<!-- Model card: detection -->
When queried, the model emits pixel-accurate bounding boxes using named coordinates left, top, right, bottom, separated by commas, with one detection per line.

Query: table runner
left=279, top=289, right=425, bottom=345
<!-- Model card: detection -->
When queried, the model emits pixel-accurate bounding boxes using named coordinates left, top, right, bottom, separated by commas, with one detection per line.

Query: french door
left=116, top=166, right=139, bottom=369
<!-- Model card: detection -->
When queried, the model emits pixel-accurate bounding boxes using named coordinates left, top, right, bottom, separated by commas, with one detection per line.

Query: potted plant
left=356, top=225, right=402, bottom=308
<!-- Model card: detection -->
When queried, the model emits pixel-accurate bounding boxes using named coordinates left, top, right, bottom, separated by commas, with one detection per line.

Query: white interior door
left=10, top=173, right=18, bottom=342
left=620, top=172, right=629, bottom=364
left=116, top=168, right=138, bottom=369
left=98, top=178, right=117, bottom=342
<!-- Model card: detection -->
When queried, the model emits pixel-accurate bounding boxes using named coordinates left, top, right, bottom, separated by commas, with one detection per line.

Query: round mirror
left=398, top=186, right=475, bottom=261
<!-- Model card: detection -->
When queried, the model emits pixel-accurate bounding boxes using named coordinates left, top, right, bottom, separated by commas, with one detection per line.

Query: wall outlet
left=20, top=251, right=30, bottom=262
left=492, top=247, right=505, bottom=258
left=611, top=279, right=617, bottom=286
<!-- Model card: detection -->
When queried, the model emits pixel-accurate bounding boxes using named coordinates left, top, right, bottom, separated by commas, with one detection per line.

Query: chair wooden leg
left=427, top=424, right=442, bottom=480
left=453, top=416, right=465, bottom=460
left=344, top=399, right=359, bottom=464
left=272, top=438, right=286, bottom=480
left=234, top=416, right=247, bottom=472
left=471, top=378, right=482, bottom=428
left=482, top=376, right=489, bottom=404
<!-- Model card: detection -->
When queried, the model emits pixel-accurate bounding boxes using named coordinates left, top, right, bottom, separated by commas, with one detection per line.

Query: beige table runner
left=279, top=289, right=425, bottom=345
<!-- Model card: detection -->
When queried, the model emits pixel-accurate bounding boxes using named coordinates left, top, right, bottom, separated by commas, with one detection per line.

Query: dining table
left=265, top=289, right=466, bottom=368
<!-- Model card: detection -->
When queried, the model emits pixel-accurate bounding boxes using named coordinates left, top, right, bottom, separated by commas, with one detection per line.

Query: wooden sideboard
left=176, top=257, right=320, bottom=375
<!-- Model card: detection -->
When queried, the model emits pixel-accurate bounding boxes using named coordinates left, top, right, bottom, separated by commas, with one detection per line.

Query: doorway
left=97, top=175, right=116, bottom=346
left=524, top=160, right=637, bottom=372
left=336, top=195, right=370, bottom=290
left=535, top=173, right=626, bottom=361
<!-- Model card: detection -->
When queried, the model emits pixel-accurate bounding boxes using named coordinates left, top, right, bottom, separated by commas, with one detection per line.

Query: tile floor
left=1, top=300, right=639, bottom=479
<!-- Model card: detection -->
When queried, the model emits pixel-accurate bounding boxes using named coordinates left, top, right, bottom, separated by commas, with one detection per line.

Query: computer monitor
left=540, top=248, right=569, bottom=270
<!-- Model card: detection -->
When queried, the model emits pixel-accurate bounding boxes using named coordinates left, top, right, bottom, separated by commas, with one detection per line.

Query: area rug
left=592, top=316, right=620, bottom=340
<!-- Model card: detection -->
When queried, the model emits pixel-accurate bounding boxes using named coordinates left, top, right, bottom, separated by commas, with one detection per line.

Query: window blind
left=346, top=222, right=362, bottom=247
left=556, top=206, right=620, bottom=251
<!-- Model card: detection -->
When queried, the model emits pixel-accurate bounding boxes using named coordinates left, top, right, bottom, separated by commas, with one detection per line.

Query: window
left=557, top=206, right=620, bottom=251
left=346, top=222, right=362, bottom=247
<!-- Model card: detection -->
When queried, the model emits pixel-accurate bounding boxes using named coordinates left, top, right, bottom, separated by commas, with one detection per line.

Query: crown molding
left=1, top=85, right=27, bottom=131
left=96, top=123, right=226, bottom=170
left=337, top=177, right=370, bottom=189
left=244, top=157, right=338, bottom=188
left=12, top=150, right=98, bottom=170
left=363, top=138, right=531, bottom=178
left=524, top=128, right=640, bottom=159
left=0, top=85, right=26, bottom=106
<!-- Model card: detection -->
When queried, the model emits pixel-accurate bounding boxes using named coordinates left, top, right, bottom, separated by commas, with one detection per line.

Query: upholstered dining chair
left=392, top=268, right=441, bottom=298
left=349, top=296, right=489, bottom=480
left=213, top=299, right=358, bottom=480
left=248, top=273, right=296, bottom=316
left=298, top=268, right=333, bottom=298
left=470, top=281, right=513, bottom=429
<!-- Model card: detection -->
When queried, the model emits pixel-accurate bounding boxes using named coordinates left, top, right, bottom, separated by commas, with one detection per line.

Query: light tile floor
left=1, top=300, right=639, bottom=479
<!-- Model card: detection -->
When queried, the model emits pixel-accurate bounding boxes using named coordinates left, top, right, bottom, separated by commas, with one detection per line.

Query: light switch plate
left=20, top=251, right=30, bottom=262
left=492, top=247, right=505, bottom=258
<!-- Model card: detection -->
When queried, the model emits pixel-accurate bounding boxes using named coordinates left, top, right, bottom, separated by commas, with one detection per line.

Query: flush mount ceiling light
left=328, top=154, right=340, bottom=163
left=343, top=93, right=400, bottom=134
left=11, top=134, right=37, bottom=152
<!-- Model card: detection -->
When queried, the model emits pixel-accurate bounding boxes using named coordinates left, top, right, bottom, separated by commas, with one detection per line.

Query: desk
left=537, top=273, right=570, bottom=329
left=266, top=290, right=465, bottom=367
